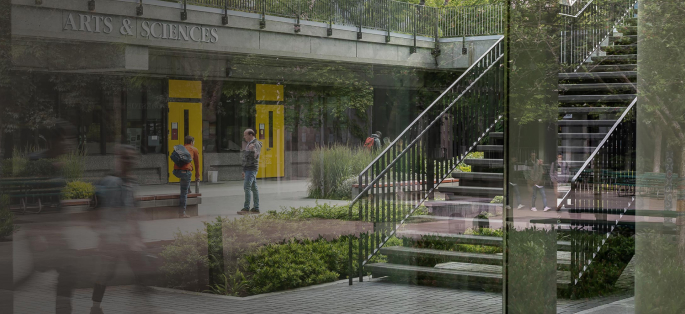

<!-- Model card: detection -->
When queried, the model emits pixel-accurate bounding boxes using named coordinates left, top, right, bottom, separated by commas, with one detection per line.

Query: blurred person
left=530, top=159, right=550, bottom=212
left=12, top=119, right=79, bottom=314
left=171, top=135, right=200, bottom=218
left=550, top=153, right=570, bottom=205
left=238, top=129, right=262, bottom=215
left=509, top=157, right=524, bottom=209
left=90, top=145, right=151, bottom=314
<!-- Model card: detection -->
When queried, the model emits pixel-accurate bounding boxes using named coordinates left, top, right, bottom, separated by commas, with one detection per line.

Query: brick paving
left=12, top=270, right=632, bottom=314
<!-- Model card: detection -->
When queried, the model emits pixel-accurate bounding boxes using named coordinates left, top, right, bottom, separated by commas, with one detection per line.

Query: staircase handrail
left=559, top=0, right=637, bottom=71
left=349, top=36, right=504, bottom=207
left=558, top=97, right=636, bottom=209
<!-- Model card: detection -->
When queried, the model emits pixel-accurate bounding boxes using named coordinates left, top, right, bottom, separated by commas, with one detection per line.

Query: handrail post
left=136, top=0, right=143, bottom=16
left=222, top=0, right=229, bottom=25
left=357, top=1, right=363, bottom=39
left=260, top=0, right=266, bottom=29
left=181, top=0, right=187, bottom=21
left=327, top=0, right=333, bottom=36
left=411, top=5, right=417, bottom=53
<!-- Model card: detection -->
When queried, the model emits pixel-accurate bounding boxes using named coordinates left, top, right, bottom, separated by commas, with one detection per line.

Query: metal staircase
left=349, top=0, right=639, bottom=296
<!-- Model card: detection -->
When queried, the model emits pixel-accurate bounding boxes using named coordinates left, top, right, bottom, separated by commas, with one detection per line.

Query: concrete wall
left=12, top=0, right=501, bottom=72
left=84, top=154, right=167, bottom=184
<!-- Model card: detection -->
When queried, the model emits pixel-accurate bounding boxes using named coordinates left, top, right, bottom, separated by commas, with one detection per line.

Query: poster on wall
left=127, top=128, right=142, bottom=151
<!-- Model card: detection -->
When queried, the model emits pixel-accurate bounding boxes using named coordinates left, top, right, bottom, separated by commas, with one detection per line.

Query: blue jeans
left=531, top=185, right=548, bottom=208
left=243, top=170, right=259, bottom=210
left=173, top=169, right=192, bottom=215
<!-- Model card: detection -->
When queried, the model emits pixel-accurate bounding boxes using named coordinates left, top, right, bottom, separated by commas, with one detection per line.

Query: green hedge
left=61, top=181, right=95, bottom=200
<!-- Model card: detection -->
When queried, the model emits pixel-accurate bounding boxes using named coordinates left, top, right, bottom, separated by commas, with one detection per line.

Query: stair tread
left=463, top=158, right=503, bottom=165
left=381, top=246, right=573, bottom=265
left=395, top=231, right=572, bottom=251
left=558, top=133, right=607, bottom=139
left=476, top=145, right=503, bottom=152
left=559, top=94, right=636, bottom=103
left=451, top=172, right=503, bottom=180
left=558, top=120, right=617, bottom=126
left=439, top=186, right=503, bottom=192
left=366, top=263, right=572, bottom=285
left=558, top=83, right=636, bottom=92
left=489, top=132, right=503, bottom=138
left=559, top=71, right=637, bottom=79
left=558, top=107, right=626, bottom=113
left=577, top=64, right=636, bottom=72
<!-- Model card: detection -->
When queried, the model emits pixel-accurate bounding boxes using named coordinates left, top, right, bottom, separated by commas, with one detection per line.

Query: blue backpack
left=170, top=145, right=192, bottom=167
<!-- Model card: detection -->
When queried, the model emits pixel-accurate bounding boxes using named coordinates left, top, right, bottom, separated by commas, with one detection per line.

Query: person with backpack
left=238, top=129, right=262, bottom=215
left=171, top=135, right=200, bottom=218
left=364, top=131, right=382, bottom=151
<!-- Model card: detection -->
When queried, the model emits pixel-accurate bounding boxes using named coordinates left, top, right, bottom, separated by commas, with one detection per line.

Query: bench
left=1, top=177, right=66, bottom=214
left=135, top=193, right=201, bottom=219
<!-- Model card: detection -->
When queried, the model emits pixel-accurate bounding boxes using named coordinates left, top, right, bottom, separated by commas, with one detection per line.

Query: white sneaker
left=517, top=204, right=524, bottom=209
left=531, top=207, right=537, bottom=212
left=543, top=207, right=551, bottom=212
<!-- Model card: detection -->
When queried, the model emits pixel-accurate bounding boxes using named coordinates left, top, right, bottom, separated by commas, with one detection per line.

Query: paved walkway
left=12, top=270, right=633, bottom=314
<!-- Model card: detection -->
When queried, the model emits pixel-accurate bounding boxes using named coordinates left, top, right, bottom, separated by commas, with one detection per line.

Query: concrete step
left=558, top=83, right=636, bottom=93
left=559, top=94, right=635, bottom=104
left=558, top=133, right=607, bottom=139
left=366, top=263, right=503, bottom=289
left=380, top=246, right=571, bottom=271
left=591, top=54, right=637, bottom=64
left=476, top=145, right=503, bottom=152
left=557, top=119, right=617, bottom=126
left=609, top=35, right=637, bottom=45
left=558, top=106, right=626, bottom=113
left=463, top=158, right=503, bottom=167
left=451, top=172, right=503, bottom=181
left=558, top=146, right=597, bottom=153
left=489, top=132, right=503, bottom=139
left=601, top=44, right=637, bottom=55
left=559, top=71, right=637, bottom=81
left=577, top=64, right=636, bottom=72
left=617, top=25, right=637, bottom=36
left=395, top=231, right=572, bottom=251
left=438, top=186, right=503, bottom=198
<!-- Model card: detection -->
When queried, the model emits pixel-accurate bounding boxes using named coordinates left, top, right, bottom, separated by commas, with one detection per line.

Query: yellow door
left=167, top=80, right=203, bottom=183
left=255, top=104, right=284, bottom=178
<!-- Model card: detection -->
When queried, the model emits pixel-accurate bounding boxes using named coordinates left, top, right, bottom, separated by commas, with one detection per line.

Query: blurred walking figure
left=530, top=159, right=550, bottom=212
left=90, top=145, right=150, bottom=314
left=171, top=135, right=200, bottom=218
left=550, top=153, right=570, bottom=204
left=238, top=129, right=262, bottom=215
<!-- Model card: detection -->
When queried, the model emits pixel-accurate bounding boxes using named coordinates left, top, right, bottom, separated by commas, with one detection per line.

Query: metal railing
left=560, top=0, right=637, bottom=71
left=557, top=99, right=636, bottom=293
left=347, top=37, right=504, bottom=284
left=181, top=0, right=504, bottom=38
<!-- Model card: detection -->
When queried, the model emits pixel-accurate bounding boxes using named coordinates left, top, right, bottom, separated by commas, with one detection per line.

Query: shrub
left=308, top=145, right=375, bottom=200
left=58, top=152, right=85, bottom=182
left=159, top=230, right=209, bottom=290
left=490, top=196, right=504, bottom=204
left=61, top=181, right=95, bottom=200
left=244, top=238, right=340, bottom=294
left=21, top=159, right=58, bottom=177
left=0, top=196, right=15, bottom=240
left=266, top=202, right=351, bottom=221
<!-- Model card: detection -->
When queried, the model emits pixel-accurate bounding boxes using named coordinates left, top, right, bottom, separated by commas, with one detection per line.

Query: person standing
left=550, top=153, right=570, bottom=203
left=238, top=129, right=262, bottom=215
left=530, top=159, right=551, bottom=212
left=172, top=135, right=200, bottom=218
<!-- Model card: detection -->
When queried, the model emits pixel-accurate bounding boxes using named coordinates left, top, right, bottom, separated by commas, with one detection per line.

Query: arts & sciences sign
left=62, top=12, right=219, bottom=43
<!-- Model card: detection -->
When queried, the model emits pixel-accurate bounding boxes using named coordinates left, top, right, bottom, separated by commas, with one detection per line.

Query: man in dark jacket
left=238, top=129, right=262, bottom=215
